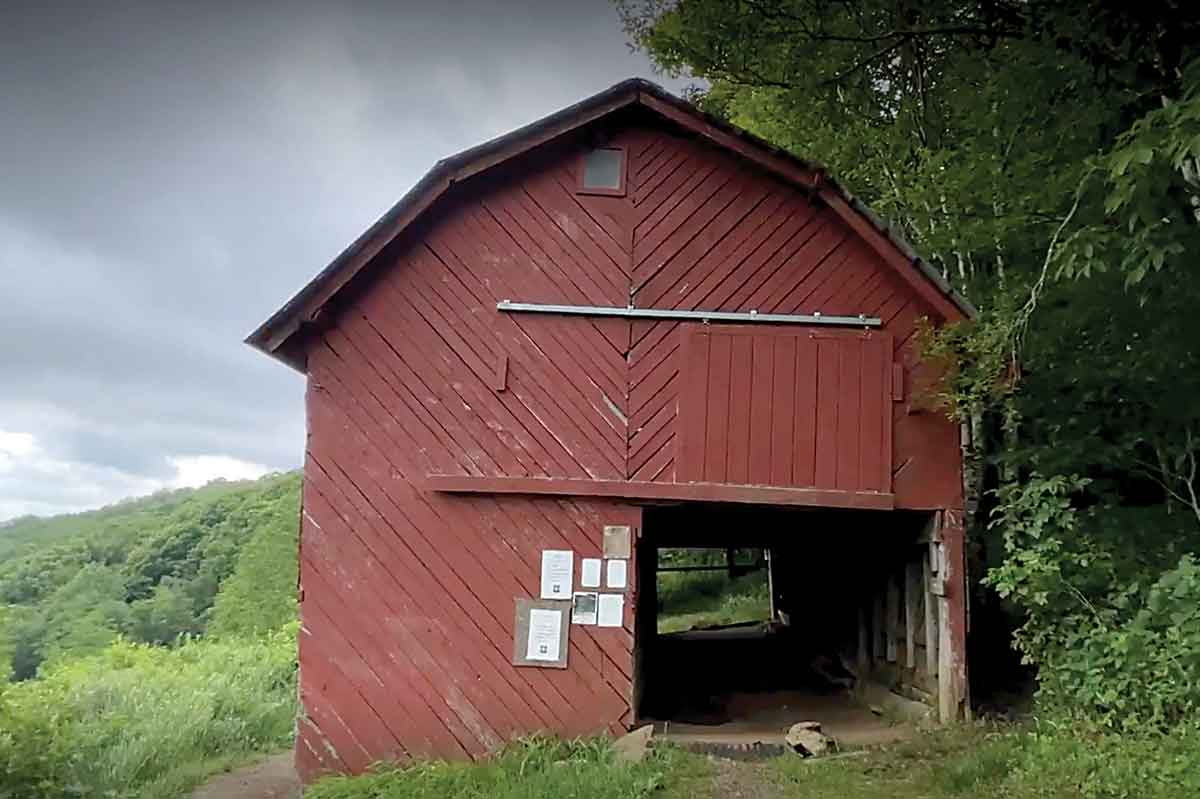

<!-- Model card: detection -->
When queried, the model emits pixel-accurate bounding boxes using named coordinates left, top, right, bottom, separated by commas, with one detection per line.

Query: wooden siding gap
left=720, top=210, right=833, bottom=312
left=306, top=449, right=560, bottom=727
left=649, top=190, right=794, bottom=311
left=634, top=168, right=759, bottom=291
left=303, top=570, right=477, bottom=758
left=481, top=194, right=624, bottom=306
left=636, top=181, right=777, bottom=307
left=633, top=160, right=728, bottom=264
left=363, top=276, right=553, bottom=476
left=371, top=267, right=577, bottom=479
left=421, top=233, right=625, bottom=478
left=307, top=424, right=580, bottom=730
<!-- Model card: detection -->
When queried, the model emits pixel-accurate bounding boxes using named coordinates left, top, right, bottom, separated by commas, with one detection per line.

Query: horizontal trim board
left=496, top=301, right=881, bottom=328
left=427, top=475, right=894, bottom=510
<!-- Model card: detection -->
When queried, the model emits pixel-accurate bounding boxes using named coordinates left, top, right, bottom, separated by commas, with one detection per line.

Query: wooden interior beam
left=426, top=475, right=895, bottom=510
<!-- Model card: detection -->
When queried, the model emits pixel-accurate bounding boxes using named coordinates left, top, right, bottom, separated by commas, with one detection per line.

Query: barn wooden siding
left=294, top=112, right=965, bottom=776
left=676, top=326, right=893, bottom=492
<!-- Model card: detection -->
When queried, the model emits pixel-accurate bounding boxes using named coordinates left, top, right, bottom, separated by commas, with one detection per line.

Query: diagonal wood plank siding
left=295, top=112, right=963, bottom=775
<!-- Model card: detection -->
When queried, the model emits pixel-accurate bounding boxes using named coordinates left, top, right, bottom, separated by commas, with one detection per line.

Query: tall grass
left=769, top=722, right=1200, bottom=799
left=305, top=735, right=710, bottom=799
left=0, top=626, right=297, bottom=799
left=657, top=569, right=771, bottom=633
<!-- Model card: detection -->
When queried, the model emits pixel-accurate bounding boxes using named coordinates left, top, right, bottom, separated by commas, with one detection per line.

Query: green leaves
left=0, top=473, right=301, bottom=681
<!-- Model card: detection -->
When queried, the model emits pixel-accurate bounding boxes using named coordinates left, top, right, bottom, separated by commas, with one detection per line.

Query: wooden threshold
left=426, top=475, right=894, bottom=510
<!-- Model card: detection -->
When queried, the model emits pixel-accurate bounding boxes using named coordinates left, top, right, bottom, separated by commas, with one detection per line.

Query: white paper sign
left=606, top=558, right=628, bottom=589
left=526, top=608, right=563, bottom=661
left=597, top=593, right=624, bottom=627
left=540, top=550, right=573, bottom=599
left=580, top=558, right=602, bottom=588
left=572, top=592, right=598, bottom=625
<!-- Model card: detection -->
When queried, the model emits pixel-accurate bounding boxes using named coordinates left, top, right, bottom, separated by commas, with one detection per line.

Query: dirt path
left=190, top=752, right=299, bottom=799
left=710, top=757, right=787, bottom=799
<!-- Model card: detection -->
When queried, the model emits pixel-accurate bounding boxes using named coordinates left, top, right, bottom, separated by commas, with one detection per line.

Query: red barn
left=248, top=79, right=974, bottom=778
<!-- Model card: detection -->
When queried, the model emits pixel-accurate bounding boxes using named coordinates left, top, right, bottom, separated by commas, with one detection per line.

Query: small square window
left=581, top=147, right=625, bottom=194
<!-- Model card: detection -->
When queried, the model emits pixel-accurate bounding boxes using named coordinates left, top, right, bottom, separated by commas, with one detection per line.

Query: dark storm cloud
left=0, top=0, right=689, bottom=519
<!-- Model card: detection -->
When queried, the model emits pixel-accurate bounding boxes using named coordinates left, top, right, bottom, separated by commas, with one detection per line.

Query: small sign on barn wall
left=512, top=598, right=570, bottom=669
left=602, top=526, right=632, bottom=559
left=605, top=558, right=628, bottom=589
left=572, top=592, right=598, bottom=625
left=597, top=593, right=624, bottom=627
left=540, top=550, right=573, bottom=600
left=580, top=558, right=602, bottom=588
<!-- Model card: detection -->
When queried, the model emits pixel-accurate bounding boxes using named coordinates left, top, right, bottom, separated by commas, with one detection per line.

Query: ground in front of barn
left=187, top=724, right=1045, bottom=799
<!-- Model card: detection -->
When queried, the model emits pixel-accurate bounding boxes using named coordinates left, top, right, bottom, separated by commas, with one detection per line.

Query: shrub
left=0, top=626, right=297, bottom=799
left=987, top=475, right=1200, bottom=731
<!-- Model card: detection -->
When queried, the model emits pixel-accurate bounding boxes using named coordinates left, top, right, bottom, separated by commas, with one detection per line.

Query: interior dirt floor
left=651, top=689, right=912, bottom=751
left=639, top=622, right=916, bottom=755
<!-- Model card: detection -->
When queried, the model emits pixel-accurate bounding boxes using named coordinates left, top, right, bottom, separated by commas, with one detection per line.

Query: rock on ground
left=614, top=724, right=655, bottom=764
left=784, top=721, right=834, bottom=757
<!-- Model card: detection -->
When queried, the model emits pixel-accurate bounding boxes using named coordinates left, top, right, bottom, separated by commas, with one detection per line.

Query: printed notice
left=540, top=550, right=573, bottom=600
left=597, top=593, right=624, bottom=627
left=580, top=558, right=602, bottom=588
left=606, top=558, right=628, bottom=589
left=572, top=592, right=598, bottom=625
left=526, top=608, right=563, bottom=661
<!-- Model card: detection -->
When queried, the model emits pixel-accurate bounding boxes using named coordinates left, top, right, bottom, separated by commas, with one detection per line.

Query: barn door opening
left=636, top=503, right=939, bottom=750
left=676, top=325, right=893, bottom=493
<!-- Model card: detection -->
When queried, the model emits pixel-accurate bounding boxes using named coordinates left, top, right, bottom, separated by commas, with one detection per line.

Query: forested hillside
left=0, top=472, right=300, bottom=681
left=0, top=473, right=302, bottom=798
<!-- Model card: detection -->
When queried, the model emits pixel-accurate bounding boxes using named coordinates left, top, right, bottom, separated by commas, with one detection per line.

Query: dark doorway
left=635, top=502, right=934, bottom=748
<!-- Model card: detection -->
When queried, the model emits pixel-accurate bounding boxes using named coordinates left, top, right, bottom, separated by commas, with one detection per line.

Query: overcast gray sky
left=0, top=0, right=688, bottom=521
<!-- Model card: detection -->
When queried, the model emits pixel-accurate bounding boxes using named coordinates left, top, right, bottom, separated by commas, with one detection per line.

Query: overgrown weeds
left=768, top=722, right=1200, bottom=799
left=0, top=626, right=297, bottom=799
left=305, top=735, right=711, bottom=799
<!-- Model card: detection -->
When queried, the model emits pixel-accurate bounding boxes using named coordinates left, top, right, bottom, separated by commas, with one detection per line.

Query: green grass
left=657, top=569, right=771, bottom=633
left=0, top=626, right=297, bottom=799
left=305, top=736, right=713, bottom=799
left=767, top=722, right=1200, bottom=799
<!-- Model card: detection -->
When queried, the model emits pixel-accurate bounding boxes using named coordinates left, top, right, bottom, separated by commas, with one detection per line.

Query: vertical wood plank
left=886, top=571, right=900, bottom=662
left=859, top=335, right=885, bottom=491
left=905, top=558, right=920, bottom=669
left=835, top=338, right=862, bottom=490
left=793, top=336, right=819, bottom=486
left=813, top=338, right=840, bottom=487
left=858, top=604, right=870, bottom=678
left=939, top=579, right=954, bottom=722
left=703, top=332, right=733, bottom=482
left=676, top=329, right=710, bottom=482
left=769, top=335, right=797, bottom=485
left=882, top=348, right=896, bottom=492
left=748, top=335, right=775, bottom=484
left=874, top=589, right=887, bottom=662
left=924, top=549, right=939, bottom=680
left=725, top=334, right=754, bottom=484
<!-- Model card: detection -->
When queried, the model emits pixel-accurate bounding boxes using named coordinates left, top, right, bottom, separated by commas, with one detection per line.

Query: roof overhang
left=246, top=78, right=975, bottom=372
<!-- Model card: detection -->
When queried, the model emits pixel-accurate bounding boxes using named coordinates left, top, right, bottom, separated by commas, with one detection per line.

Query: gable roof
left=247, top=78, right=975, bottom=371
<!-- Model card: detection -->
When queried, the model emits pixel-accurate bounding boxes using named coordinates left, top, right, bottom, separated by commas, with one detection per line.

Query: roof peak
left=247, top=78, right=972, bottom=371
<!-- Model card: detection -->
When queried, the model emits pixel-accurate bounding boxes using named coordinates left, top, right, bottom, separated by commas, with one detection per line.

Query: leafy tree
left=622, top=0, right=1200, bottom=725
left=0, top=473, right=301, bottom=680
left=207, top=496, right=300, bottom=638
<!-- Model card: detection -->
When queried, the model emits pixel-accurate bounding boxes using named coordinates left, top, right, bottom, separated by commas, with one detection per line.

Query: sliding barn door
left=676, top=325, right=893, bottom=493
